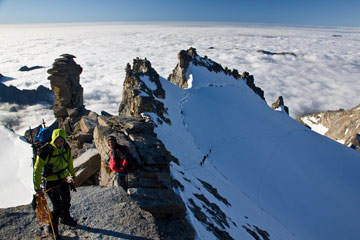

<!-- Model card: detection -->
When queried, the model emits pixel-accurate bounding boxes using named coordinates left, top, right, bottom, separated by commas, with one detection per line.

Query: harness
left=40, top=143, right=70, bottom=180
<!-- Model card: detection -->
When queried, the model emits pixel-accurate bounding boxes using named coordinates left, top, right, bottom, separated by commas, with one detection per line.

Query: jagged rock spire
left=119, top=58, right=169, bottom=125
left=271, top=96, right=290, bottom=115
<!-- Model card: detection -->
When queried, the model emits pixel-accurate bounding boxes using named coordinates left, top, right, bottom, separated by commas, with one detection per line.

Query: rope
left=36, top=195, right=56, bottom=239
left=35, top=182, right=64, bottom=239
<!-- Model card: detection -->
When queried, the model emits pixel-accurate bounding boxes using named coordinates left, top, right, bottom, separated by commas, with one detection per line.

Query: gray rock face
left=48, top=54, right=85, bottom=119
left=0, top=186, right=163, bottom=239
left=168, top=47, right=265, bottom=101
left=297, top=104, right=360, bottom=150
left=93, top=116, right=188, bottom=220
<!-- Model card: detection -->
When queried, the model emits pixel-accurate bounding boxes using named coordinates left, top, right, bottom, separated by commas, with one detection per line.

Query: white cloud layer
left=1, top=22, right=360, bottom=134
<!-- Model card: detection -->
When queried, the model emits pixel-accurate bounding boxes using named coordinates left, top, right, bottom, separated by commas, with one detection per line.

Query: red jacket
left=109, top=147, right=129, bottom=173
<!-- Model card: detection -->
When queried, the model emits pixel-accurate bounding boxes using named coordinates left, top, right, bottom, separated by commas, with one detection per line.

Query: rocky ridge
left=297, top=104, right=360, bottom=150
left=7, top=48, right=282, bottom=239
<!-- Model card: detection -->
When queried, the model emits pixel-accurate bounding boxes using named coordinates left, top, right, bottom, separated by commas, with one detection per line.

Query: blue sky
left=0, top=0, right=359, bottom=27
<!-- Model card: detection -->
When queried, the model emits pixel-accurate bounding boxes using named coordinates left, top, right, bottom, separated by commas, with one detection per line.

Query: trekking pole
left=42, top=119, right=46, bottom=128
left=29, top=126, right=36, bottom=167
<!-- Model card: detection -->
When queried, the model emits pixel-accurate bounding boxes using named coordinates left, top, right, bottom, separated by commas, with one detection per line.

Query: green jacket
left=33, top=129, right=75, bottom=191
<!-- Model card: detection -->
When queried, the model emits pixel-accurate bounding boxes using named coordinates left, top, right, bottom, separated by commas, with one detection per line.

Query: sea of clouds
left=1, top=22, right=360, bottom=134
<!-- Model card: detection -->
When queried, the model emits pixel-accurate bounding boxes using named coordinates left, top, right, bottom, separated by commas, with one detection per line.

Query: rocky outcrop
left=94, top=115, right=194, bottom=239
left=168, top=47, right=265, bottom=101
left=297, top=104, right=360, bottom=150
left=119, top=59, right=170, bottom=125
left=257, top=49, right=296, bottom=57
left=240, top=72, right=265, bottom=101
left=271, top=96, right=289, bottom=115
left=168, top=47, right=224, bottom=88
left=93, top=116, right=182, bottom=214
left=47, top=54, right=85, bottom=121
left=18, top=65, right=45, bottom=71
left=0, top=82, right=53, bottom=105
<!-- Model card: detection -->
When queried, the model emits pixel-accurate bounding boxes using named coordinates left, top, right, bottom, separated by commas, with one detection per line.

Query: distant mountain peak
left=297, top=103, right=360, bottom=150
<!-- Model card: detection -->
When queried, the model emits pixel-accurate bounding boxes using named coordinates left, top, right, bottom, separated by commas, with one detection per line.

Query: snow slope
left=0, top=126, right=33, bottom=208
left=144, top=60, right=360, bottom=239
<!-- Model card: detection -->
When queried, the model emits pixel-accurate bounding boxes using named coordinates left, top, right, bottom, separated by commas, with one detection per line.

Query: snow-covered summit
left=168, top=47, right=265, bottom=100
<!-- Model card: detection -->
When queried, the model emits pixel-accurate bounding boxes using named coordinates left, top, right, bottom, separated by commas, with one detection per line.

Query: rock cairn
left=48, top=54, right=85, bottom=124
left=168, top=47, right=265, bottom=101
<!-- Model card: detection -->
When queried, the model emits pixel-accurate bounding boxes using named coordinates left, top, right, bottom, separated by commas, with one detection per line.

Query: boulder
left=73, top=149, right=101, bottom=186
left=75, top=132, right=93, bottom=143
left=80, top=116, right=98, bottom=133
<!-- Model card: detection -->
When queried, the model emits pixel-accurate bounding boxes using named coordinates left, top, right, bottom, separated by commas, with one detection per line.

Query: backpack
left=117, top=144, right=137, bottom=172
left=34, top=127, right=53, bottom=143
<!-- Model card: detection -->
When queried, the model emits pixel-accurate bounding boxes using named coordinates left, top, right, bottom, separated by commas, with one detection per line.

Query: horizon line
left=0, top=20, right=358, bottom=29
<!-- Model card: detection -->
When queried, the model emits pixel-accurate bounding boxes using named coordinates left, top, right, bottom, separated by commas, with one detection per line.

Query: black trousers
left=45, top=180, right=72, bottom=223
left=113, top=172, right=127, bottom=191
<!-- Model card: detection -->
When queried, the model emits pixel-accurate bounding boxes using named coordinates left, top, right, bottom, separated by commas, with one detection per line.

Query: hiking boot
left=60, top=216, right=77, bottom=226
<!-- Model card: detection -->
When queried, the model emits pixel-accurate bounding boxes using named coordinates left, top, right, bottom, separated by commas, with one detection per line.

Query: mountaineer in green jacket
left=33, top=128, right=77, bottom=239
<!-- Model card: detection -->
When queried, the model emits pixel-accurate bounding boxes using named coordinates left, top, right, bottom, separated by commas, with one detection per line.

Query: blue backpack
left=34, top=127, right=53, bottom=143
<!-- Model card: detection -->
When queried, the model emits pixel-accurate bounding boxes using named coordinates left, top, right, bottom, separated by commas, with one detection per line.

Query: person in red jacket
left=108, top=136, right=130, bottom=191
